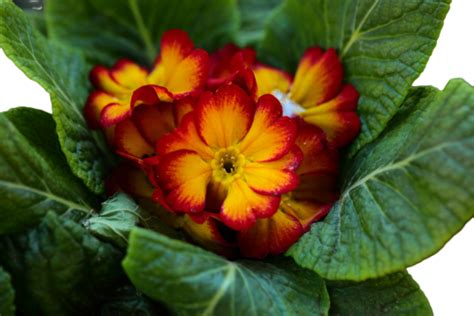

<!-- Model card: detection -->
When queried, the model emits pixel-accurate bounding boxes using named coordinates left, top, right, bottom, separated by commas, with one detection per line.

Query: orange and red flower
left=209, top=45, right=360, bottom=148
left=84, top=29, right=209, bottom=129
left=85, top=30, right=360, bottom=258
left=148, top=84, right=300, bottom=230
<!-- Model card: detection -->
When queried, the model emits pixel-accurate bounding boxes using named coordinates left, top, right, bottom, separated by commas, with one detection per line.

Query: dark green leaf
left=235, top=0, right=283, bottom=47
left=327, top=271, right=432, bottom=316
left=0, top=266, right=15, bottom=316
left=259, top=0, right=450, bottom=154
left=0, top=211, right=124, bottom=315
left=0, top=107, right=96, bottom=234
left=0, top=0, right=114, bottom=193
left=123, top=228, right=329, bottom=316
left=100, top=286, right=165, bottom=316
left=45, top=0, right=239, bottom=66
left=85, top=193, right=140, bottom=248
left=289, top=80, right=474, bottom=280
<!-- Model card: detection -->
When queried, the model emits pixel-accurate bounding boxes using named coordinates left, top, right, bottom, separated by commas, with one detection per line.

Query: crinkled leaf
left=0, top=266, right=15, bottom=316
left=0, top=107, right=96, bottom=235
left=45, top=0, right=239, bottom=66
left=327, top=271, right=432, bottom=316
left=123, top=228, right=329, bottom=316
left=0, top=211, right=123, bottom=315
left=100, top=286, right=164, bottom=316
left=289, top=80, right=474, bottom=280
left=0, top=0, right=113, bottom=193
left=259, top=0, right=450, bottom=154
left=235, top=0, right=283, bottom=47
left=85, top=193, right=140, bottom=248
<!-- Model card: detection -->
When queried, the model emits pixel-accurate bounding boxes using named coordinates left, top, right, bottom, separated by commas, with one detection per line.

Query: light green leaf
left=0, top=0, right=114, bottom=193
left=0, top=266, right=15, bottom=316
left=45, top=0, right=239, bottom=66
left=85, top=193, right=140, bottom=248
left=327, top=271, right=432, bottom=315
left=0, top=211, right=124, bottom=315
left=288, top=80, right=474, bottom=280
left=0, top=107, right=97, bottom=235
left=123, top=228, right=329, bottom=316
left=235, top=0, right=283, bottom=47
left=259, top=0, right=450, bottom=154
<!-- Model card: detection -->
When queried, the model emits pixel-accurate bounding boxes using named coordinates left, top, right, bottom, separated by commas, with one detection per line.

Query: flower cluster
left=85, top=30, right=360, bottom=258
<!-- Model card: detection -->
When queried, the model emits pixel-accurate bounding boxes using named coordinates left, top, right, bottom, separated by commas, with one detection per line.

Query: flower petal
left=149, top=29, right=195, bottom=84
left=280, top=199, right=331, bottom=229
left=90, top=65, right=129, bottom=96
left=109, top=59, right=148, bottom=89
left=294, top=120, right=340, bottom=174
left=84, top=91, right=116, bottom=129
left=220, top=178, right=280, bottom=230
left=301, top=84, right=360, bottom=147
left=239, top=94, right=297, bottom=161
left=105, top=163, right=154, bottom=199
left=131, top=85, right=174, bottom=108
left=244, top=161, right=299, bottom=194
left=290, top=48, right=343, bottom=107
left=196, top=85, right=254, bottom=148
left=148, top=30, right=208, bottom=96
left=100, top=102, right=131, bottom=127
left=182, top=215, right=235, bottom=256
left=115, top=118, right=154, bottom=158
left=156, top=113, right=214, bottom=159
left=157, top=150, right=212, bottom=213
left=253, top=63, right=292, bottom=97
left=132, top=103, right=176, bottom=145
left=238, top=210, right=303, bottom=258
left=166, top=49, right=210, bottom=96
left=208, top=46, right=257, bottom=98
left=173, top=96, right=196, bottom=125
left=292, top=172, right=340, bottom=204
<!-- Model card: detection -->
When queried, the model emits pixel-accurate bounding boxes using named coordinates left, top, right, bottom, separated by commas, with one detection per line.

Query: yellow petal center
left=211, top=147, right=246, bottom=184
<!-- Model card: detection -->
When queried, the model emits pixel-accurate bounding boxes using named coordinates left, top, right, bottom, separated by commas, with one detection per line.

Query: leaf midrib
left=343, top=138, right=469, bottom=199
left=0, top=179, right=91, bottom=213
left=341, top=0, right=381, bottom=57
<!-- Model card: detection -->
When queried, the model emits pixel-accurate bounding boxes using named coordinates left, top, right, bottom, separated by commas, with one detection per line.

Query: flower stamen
left=211, top=147, right=245, bottom=183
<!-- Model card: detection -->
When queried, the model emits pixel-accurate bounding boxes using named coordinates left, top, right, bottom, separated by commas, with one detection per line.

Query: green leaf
left=100, top=286, right=164, bottom=316
left=288, top=80, right=474, bottom=280
left=327, top=271, right=432, bottom=315
left=123, top=228, right=329, bottom=316
left=0, top=107, right=97, bottom=234
left=259, top=0, right=450, bottom=154
left=0, top=0, right=113, bottom=193
left=0, top=211, right=124, bottom=315
left=45, top=0, right=239, bottom=66
left=235, top=0, right=283, bottom=47
left=85, top=193, right=140, bottom=248
left=0, top=266, right=15, bottom=316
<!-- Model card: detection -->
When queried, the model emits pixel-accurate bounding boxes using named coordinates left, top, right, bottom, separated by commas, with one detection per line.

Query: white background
left=0, top=0, right=473, bottom=315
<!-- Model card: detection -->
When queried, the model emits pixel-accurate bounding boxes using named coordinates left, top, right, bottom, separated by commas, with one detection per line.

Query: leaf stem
left=129, top=0, right=155, bottom=64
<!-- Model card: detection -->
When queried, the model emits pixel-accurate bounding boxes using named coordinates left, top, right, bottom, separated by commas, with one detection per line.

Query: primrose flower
left=85, top=30, right=361, bottom=259
left=209, top=45, right=360, bottom=147
left=84, top=29, right=209, bottom=129
left=147, top=84, right=301, bottom=230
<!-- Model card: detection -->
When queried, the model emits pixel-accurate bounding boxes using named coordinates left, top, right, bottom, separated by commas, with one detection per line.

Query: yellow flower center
left=272, top=90, right=305, bottom=117
left=211, top=147, right=246, bottom=184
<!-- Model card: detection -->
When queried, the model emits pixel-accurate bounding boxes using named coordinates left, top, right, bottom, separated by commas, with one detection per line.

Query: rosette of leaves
left=0, top=0, right=472, bottom=314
